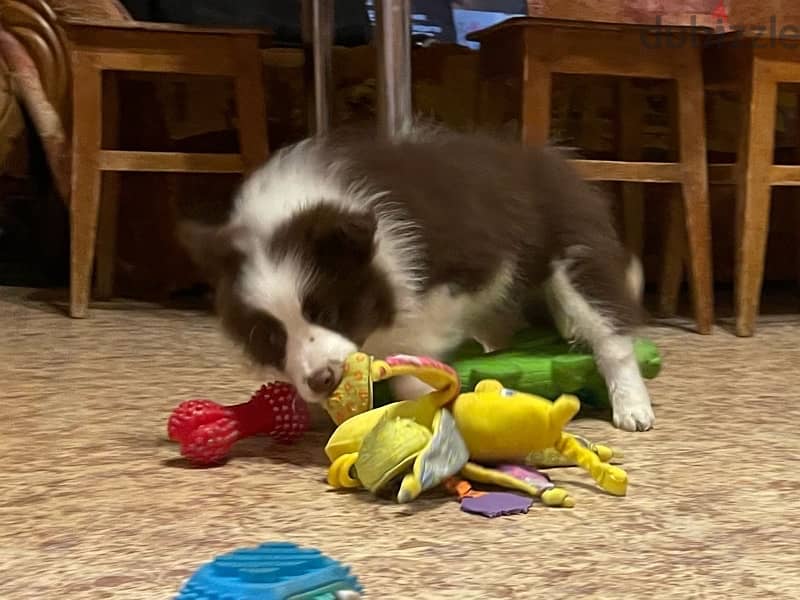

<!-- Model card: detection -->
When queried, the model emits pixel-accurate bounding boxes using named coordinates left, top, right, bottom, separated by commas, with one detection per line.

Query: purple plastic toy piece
left=460, top=492, right=533, bottom=517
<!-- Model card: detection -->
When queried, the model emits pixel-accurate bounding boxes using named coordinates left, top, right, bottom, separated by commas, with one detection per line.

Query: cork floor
left=2, top=286, right=800, bottom=599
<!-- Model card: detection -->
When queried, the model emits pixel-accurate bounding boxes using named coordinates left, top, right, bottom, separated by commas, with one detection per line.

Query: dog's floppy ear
left=313, top=210, right=377, bottom=267
left=177, top=221, right=245, bottom=280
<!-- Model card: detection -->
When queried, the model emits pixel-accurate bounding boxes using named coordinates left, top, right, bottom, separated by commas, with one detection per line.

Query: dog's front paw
left=613, top=403, right=655, bottom=432
left=610, top=382, right=655, bottom=432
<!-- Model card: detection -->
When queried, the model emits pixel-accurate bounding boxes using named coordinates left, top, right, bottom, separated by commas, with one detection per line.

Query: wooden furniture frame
left=63, top=19, right=269, bottom=318
left=471, top=17, right=715, bottom=334
left=702, top=34, right=800, bottom=336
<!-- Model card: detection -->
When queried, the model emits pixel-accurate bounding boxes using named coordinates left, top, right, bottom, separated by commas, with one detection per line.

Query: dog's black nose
left=307, top=366, right=340, bottom=396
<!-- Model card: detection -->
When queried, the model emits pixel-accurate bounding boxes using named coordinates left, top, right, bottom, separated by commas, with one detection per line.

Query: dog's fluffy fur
left=181, top=125, right=655, bottom=431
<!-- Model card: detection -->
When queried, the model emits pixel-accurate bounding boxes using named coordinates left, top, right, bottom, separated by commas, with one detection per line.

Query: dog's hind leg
left=546, top=246, right=654, bottom=432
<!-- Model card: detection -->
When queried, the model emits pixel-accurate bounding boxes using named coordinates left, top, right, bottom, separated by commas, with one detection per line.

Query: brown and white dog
left=180, top=124, right=654, bottom=431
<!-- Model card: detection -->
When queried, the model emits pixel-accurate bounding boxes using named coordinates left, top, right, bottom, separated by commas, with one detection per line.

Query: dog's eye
left=318, top=306, right=339, bottom=328
left=303, top=301, right=339, bottom=329
left=237, top=311, right=288, bottom=369
left=360, top=295, right=377, bottom=314
left=268, top=328, right=286, bottom=348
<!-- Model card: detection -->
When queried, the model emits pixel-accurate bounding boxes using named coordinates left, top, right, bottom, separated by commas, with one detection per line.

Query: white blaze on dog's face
left=179, top=203, right=397, bottom=404
left=236, top=248, right=358, bottom=403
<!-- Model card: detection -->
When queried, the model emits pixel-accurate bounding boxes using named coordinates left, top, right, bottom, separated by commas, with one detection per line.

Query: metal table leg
left=301, top=0, right=334, bottom=135
left=375, top=0, right=412, bottom=138
left=302, top=0, right=412, bottom=138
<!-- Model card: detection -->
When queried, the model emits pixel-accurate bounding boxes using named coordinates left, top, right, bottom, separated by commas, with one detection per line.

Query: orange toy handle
left=444, top=477, right=484, bottom=500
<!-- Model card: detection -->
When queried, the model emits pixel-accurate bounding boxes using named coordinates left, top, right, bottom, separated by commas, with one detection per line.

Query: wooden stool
left=470, top=17, right=715, bottom=334
left=62, top=19, right=269, bottom=318
left=704, top=33, right=800, bottom=336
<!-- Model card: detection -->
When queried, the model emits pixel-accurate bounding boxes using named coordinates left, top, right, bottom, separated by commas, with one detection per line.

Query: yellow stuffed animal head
left=325, top=352, right=373, bottom=425
left=325, top=352, right=462, bottom=426
left=451, top=380, right=581, bottom=463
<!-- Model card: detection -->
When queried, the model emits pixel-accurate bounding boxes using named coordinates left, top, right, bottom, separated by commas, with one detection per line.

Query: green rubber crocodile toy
left=446, top=327, right=662, bottom=410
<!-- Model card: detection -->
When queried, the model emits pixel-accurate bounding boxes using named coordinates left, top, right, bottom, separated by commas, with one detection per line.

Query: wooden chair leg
left=659, top=186, right=686, bottom=315
left=621, top=186, right=645, bottom=255
left=477, top=76, right=504, bottom=132
left=676, top=63, right=715, bottom=334
left=521, top=52, right=552, bottom=146
left=734, top=63, right=778, bottom=337
left=794, top=199, right=800, bottom=296
left=95, top=72, right=120, bottom=300
left=795, top=95, right=800, bottom=295
left=69, top=55, right=103, bottom=318
left=658, top=85, right=684, bottom=316
left=94, top=173, right=119, bottom=300
left=233, top=39, right=269, bottom=173
left=618, top=80, right=645, bottom=257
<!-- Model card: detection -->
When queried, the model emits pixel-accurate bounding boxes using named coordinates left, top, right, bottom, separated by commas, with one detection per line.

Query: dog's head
left=180, top=203, right=396, bottom=404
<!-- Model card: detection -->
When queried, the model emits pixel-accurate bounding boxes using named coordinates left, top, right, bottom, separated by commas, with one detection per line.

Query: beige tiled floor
left=2, top=287, right=799, bottom=599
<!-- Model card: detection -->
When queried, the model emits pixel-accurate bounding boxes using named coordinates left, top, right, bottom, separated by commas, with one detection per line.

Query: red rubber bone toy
left=168, top=382, right=310, bottom=465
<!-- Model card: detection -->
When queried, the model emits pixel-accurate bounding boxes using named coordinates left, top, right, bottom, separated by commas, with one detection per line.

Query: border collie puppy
left=180, top=125, right=654, bottom=431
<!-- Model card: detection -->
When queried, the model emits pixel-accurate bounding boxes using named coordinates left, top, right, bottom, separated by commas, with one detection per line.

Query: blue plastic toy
left=176, top=541, right=362, bottom=599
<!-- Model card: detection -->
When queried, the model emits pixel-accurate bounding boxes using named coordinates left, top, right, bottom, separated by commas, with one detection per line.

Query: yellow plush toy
left=324, top=353, right=627, bottom=509
left=453, top=380, right=626, bottom=495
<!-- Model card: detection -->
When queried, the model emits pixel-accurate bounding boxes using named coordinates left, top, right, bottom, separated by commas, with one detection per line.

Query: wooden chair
left=470, top=17, right=715, bottom=334
left=701, top=33, right=800, bottom=336
left=1, top=0, right=270, bottom=317
left=62, top=18, right=269, bottom=318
